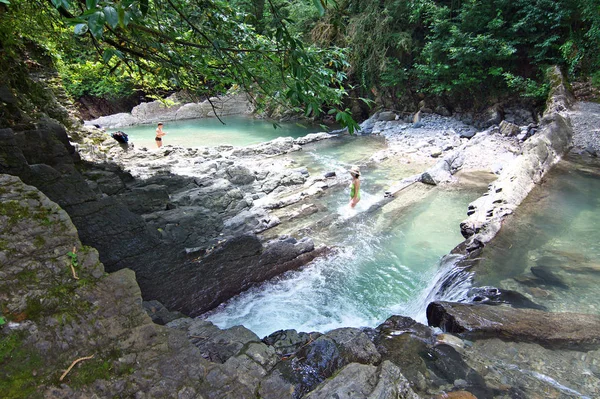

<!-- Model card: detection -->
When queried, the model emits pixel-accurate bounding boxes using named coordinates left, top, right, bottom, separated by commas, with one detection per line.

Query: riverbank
left=5, top=64, right=600, bottom=397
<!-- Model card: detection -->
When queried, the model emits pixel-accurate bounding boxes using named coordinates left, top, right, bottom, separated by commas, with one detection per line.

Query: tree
left=1, top=0, right=358, bottom=130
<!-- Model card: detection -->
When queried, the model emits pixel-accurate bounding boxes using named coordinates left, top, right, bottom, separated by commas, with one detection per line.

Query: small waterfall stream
left=204, top=136, right=485, bottom=337
left=201, top=133, right=600, bottom=397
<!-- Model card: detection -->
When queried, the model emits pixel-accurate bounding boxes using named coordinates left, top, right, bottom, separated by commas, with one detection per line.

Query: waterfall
left=404, top=253, right=475, bottom=324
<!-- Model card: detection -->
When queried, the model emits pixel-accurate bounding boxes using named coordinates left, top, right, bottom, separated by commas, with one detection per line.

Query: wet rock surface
left=427, top=301, right=600, bottom=350
left=2, top=120, right=338, bottom=320
left=159, top=234, right=328, bottom=316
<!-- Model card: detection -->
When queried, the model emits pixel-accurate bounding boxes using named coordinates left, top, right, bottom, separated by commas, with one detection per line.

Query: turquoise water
left=121, top=116, right=325, bottom=148
left=472, top=154, right=600, bottom=314
left=204, top=188, right=476, bottom=338
left=444, top=154, right=600, bottom=399
left=204, top=136, right=481, bottom=337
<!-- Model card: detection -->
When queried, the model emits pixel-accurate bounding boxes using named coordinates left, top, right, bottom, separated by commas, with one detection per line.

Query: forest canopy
left=1, top=0, right=599, bottom=124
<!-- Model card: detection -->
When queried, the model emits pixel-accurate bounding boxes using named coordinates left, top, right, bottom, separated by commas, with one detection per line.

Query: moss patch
left=0, top=200, right=51, bottom=227
left=0, top=332, right=45, bottom=399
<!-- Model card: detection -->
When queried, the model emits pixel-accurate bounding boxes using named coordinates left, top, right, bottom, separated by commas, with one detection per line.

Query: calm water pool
left=120, top=116, right=325, bottom=148
left=472, top=154, right=600, bottom=314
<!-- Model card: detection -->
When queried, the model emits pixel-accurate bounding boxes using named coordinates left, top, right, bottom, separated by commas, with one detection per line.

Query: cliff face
left=0, top=174, right=216, bottom=397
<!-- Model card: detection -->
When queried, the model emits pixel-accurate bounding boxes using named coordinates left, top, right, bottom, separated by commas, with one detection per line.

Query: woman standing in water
left=155, top=122, right=166, bottom=148
left=349, top=165, right=361, bottom=208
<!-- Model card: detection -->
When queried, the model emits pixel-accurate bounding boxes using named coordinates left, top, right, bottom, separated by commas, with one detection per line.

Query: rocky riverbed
left=4, top=54, right=600, bottom=398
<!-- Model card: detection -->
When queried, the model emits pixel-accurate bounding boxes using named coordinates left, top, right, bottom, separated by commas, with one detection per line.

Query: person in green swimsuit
left=349, top=165, right=361, bottom=208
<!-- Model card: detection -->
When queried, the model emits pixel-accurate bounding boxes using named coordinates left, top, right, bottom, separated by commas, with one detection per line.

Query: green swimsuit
left=350, top=182, right=361, bottom=199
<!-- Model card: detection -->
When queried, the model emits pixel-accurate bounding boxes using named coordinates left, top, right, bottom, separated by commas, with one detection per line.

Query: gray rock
left=223, top=207, right=279, bottom=234
left=157, top=234, right=327, bottom=316
left=499, top=120, right=520, bottom=137
left=143, top=300, right=186, bottom=325
left=430, top=147, right=443, bottom=158
left=263, top=329, right=321, bottom=356
left=458, top=112, right=572, bottom=244
left=226, top=164, right=256, bottom=185
left=420, top=153, right=463, bottom=185
left=325, top=327, right=381, bottom=365
left=258, top=370, right=295, bottom=399
left=117, top=184, right=170, bottom=214
left=482, top=104, right=503, bottom=127
left=427, top=301, right=600, bottom=350
left=83, top=169, right=125, bottom=195
left=85, top=112, right=140, bottom=128
left=0, top=174, right=249, bottom=398
left=305, top=361, right=419, bottom=399
left=459, top=129, right=477, bottom=139
left=378, top=111, right=397, bottom=121
left=504, top=106, right=535, bottom=125
left=435, top=106, right=452, bottom=117
left=179, top=318, right=260, bottom=363
left=358, top=115, right=378, bottom=135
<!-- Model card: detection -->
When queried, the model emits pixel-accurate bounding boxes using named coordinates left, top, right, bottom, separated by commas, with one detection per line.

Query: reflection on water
left=473, top=154, right=600, bottom=315
left=204, top=135, right=479, bottom=337
left=451, top=154, right=600, bottom=399
left=121, top=116, right=324, bottom=148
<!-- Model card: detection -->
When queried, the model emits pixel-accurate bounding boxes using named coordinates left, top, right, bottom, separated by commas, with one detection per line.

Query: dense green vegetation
left=1, top=0, right=599, bottom=124
left=308, top=0, right=600, bottom=110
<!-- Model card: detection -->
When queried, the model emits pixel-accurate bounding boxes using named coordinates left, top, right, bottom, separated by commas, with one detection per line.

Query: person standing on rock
left=155, top=122, right=166, bottom=148
left=349, top=165, right=361, bottom=208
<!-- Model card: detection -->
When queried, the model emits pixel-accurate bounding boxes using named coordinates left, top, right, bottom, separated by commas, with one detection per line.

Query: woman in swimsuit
left=155, top=122, right=166, bottom=148
left=349, top=165, right=361, bottom=208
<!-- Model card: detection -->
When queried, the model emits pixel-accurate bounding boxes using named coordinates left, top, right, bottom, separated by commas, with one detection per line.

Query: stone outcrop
left=1, top=112, right=339, bottom=320
left=420, top=152, right=464, bottom=185
left=458, top=111, right=572, bottom=243
left=304, top=361, right=419, bottom=399
left=0, top=174, right=241, bottom=398
left=427, top=301, right=600, bottom=350
left=86, top=92, right=254, bottom=128
left=159, top=234, right=329, bottom=316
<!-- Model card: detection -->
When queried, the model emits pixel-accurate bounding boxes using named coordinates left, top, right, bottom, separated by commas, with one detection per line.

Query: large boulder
left=226, top=164, right=256, bottom=185
left=420, top=152, right=463, bottom=185
left=304, top=361, right=420, bottom=399
left=0, top=173, right=249, bottom=398
left=155, top=234, right=327, bottom=316
left=499, top=120, right=520, bottom=137
left=167, top=318, right=262, bottom=364
left=427, top=301, right=600, bottom=350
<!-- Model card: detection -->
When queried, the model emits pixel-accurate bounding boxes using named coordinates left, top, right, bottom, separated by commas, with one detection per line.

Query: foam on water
left=204, top=184, right=476, bottom=338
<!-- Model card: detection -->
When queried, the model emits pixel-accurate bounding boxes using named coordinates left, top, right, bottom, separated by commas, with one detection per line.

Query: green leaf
left=88, top=11, right=105, bottom=38
left=86, top=0, right=98, bottom=9
left=73, top=23, right=88, bottom=35
left=103, top=48, right=116, bottom=63
left=0, top=0, right=10, bottom=5
left=117, top=6, right=125, bottom=27
left=312, top=0, right=325, bottom=17
left=103, top=6, right=118, bottom=28
left=0, top=316, right=6, bottom=326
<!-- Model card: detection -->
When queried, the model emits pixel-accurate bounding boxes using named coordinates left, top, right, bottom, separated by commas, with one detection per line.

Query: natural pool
left=472, top=153, right=600, bottom=314
left=204, top=135, right=486, bottom=338
left=121, top=116, right=325, bottom=148
left=447, top=153, right=600, bottom=399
